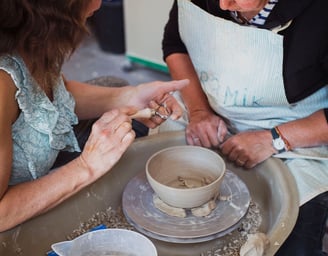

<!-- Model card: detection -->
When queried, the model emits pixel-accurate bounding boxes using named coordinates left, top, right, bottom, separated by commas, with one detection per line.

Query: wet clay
left=239, top=233, right=270, bottom=256
left=174, top=175, right=213, bottom=189
left=152, top=194, right=217, bottom=217
left=153, top=195, right=187, bottom=218
left=191, top=199, right=217, bottom=217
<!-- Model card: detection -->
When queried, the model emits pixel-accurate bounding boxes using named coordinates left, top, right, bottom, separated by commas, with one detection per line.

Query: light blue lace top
left=0, top=55, right=80, bottom=185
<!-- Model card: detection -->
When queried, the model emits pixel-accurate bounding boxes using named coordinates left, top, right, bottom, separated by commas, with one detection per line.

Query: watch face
left=273, top=138, right=285, bottom=150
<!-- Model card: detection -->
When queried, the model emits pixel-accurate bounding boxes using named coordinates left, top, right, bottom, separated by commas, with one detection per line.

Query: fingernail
left=217, top=123, right=223, bottom=142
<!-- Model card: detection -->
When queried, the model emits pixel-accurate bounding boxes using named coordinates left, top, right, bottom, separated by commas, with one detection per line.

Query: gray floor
left=62, top=33, right=170, bottom=85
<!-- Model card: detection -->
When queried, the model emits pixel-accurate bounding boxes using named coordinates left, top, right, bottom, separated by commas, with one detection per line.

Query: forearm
left=0, top=158, right=93, bottom=232
left=276, top=110, right=328, bottom=149
left=65, top=79, right=132, bottom=120
left=166, top=53, right=213, bottom=115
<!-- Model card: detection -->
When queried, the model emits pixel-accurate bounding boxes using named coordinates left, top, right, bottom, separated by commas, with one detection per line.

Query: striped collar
left=231, top=0, right=279, bottom=27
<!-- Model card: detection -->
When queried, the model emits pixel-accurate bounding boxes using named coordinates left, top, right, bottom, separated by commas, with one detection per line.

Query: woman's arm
left=165, top=53, right=228, bottom=147
left=0, top=108, right=135, bottom=232
left=64, top=78, right=189, bottom=122
left=64, top=79, right=131, bottom=119
left=0, top=71, right=135, bottom=232
left=0, top=157, right=93, bottom=231
left=1, top=71, right=91, bottom=231
left=166, top=53, right=212, bottom=115
left=0, top=74, right=188, bottom=231
left=276, top=110, right=328, bottom=149
left=162, top=1, right=228, bottom=147
left=0, top=71, right=19, bottom=198
left=220, top=109, right=328, bottom=169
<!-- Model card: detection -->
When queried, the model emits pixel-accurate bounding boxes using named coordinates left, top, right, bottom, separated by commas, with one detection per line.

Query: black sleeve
left=162, top=0, right=188, bottom=62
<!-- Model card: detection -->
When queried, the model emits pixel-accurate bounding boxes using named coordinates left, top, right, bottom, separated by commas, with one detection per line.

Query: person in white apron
left=161, top=0, right=328, bottom=255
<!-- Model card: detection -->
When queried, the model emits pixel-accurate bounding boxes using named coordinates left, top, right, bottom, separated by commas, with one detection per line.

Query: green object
left=126, top=55, right=169, bottom=73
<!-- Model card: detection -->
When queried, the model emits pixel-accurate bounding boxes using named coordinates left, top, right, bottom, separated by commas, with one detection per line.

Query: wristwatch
left=270, top=127, right=286, bottom=154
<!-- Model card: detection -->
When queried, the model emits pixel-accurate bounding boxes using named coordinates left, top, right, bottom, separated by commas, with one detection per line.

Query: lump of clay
left=239, top=232, right=270, bottom=256
left=153, top=195, right=186, bottom=218
left=191, top=199, right=217, bottom=217
left=177, top=176, right=212, bottom=189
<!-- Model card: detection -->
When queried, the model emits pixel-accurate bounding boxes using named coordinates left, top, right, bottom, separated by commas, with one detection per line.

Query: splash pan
left=123, top=170, right=250, bottom=243
left=0, top=131, right=298, bottom=256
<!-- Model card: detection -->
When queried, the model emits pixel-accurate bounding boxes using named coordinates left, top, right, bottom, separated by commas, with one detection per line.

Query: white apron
left=161, top=0, right=328, bottom=205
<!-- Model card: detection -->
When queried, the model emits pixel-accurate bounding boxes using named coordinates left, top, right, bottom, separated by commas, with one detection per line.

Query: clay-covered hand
left=186, top=110, right=228, bottom=148
left=125, top=79, right=189, bottom=128
left=78, top=109, right=135, bottom=178
left=219, top=130, right=276, bottom=169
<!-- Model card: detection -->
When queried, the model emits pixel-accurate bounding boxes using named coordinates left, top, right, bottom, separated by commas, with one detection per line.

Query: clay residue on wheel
left=152, top=194, right=217, bottom=217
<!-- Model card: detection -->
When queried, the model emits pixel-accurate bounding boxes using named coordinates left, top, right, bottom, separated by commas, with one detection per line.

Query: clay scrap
left=153, top=194, right=217, bottom=217
left=239, top=232, right=270, bottom=256
left=153, top=195, right=187, bottom=218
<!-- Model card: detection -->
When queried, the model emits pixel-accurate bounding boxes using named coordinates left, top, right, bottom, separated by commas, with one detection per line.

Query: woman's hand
left=78, top=109, right=135, bottom=178
left=186, top=110, right=228, bottom=148
left=125, top=79, right=189, bottom=128
left=0, top=108, right=136, bottom=232
left=220, top=130, right=276, bottom=169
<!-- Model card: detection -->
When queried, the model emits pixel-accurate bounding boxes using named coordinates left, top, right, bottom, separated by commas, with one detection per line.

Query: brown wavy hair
left=0, top=0, right=90, bottom=88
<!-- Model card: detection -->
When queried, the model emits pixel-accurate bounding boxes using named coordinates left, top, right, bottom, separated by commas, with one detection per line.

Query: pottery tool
left=129, top=108, right=155, bottom=119
left=129, top=107, right=170, bottom=120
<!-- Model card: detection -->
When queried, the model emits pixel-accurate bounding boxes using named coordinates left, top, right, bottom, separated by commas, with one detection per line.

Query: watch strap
left=271, top=127, right=280, bottom=140
left=275, top=126, right=291, bottom=151
left=270, top=127, right=286, bottom=154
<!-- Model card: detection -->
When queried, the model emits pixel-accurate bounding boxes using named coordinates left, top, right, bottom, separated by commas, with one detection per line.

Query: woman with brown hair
left=0, top=0, right=188, bottom=232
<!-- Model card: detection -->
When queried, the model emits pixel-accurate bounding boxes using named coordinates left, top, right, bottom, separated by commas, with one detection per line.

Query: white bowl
left=51, top=229, right=157, bottom=256
left=146, top=146, right=226, bottom=209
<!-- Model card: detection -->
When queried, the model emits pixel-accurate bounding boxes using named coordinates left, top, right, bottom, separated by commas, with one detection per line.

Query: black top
left=162, top=0, right=328, bottom=120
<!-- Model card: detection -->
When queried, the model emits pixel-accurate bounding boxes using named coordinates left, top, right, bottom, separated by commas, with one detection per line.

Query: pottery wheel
left=122, top=170, right=250, bottom=243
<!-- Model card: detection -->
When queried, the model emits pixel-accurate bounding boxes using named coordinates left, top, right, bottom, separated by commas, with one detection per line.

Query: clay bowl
left=146, top=145, right=226, bottom=209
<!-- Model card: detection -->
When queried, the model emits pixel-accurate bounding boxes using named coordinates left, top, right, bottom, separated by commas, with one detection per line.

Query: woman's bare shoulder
left=0, top=69, right=20, bottom=124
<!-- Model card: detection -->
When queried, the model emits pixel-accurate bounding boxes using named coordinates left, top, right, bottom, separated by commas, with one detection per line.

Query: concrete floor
left=62, top=33, right=170, bottom=85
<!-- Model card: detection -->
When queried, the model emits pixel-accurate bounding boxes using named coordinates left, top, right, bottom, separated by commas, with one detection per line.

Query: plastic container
left=51, top=229, right=157, bottom=256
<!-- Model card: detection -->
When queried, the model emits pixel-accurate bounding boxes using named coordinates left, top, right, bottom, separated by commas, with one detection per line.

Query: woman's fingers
left=81, top=109, right=136, bottom=175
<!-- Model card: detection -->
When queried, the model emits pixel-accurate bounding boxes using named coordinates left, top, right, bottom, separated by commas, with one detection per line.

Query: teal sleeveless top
left=0, top=55, right=80, bottom=185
